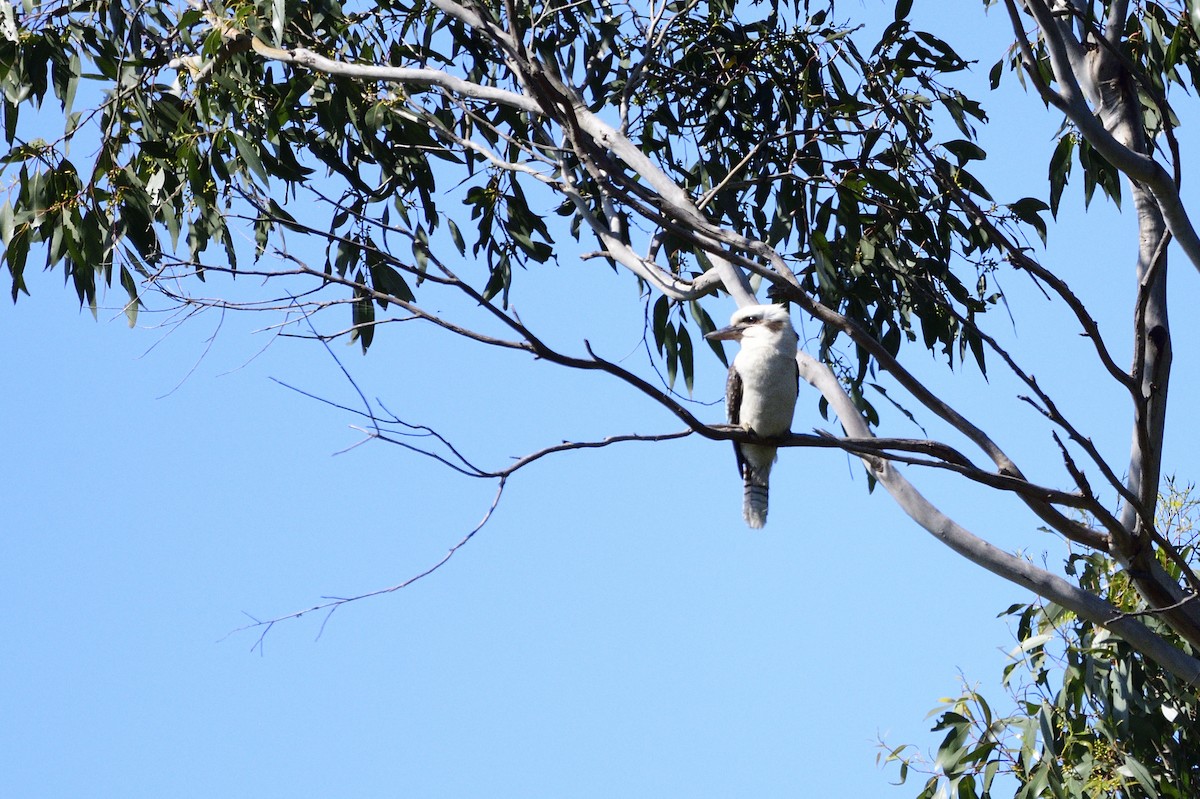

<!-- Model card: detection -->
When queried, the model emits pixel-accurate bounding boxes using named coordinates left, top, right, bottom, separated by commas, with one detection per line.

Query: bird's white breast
left=734, top=342, right=797, bottom=437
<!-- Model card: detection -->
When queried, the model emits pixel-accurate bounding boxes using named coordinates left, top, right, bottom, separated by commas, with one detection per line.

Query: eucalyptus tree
left=7, top=0, right=1200, bottom=701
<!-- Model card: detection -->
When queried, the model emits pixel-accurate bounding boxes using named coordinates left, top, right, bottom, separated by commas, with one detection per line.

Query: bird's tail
left=742, top=466, right=770, bottom=529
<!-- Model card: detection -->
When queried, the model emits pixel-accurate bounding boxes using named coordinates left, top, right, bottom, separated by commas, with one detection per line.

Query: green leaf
left=663, top=322, right=678, bottom=389
left=1048, top=135, right=1074, bottom=217
left=334, top=239, right=359, bottom=277
left=446, top=217, right=465, bottom=255
left=1120, top=756, right=1159, bottom=798
left=0, top=199, right=14, bottom=245
left=7, top=227, right=29, bottom=300
left=481, top=252, right=512, bottom=307
left=862, top=168, right=908, bottom=200
left=952, top=167, right=993, bottom=201
left=988, top=58, right=1004, bottom=90
left=350, top=271, right=375, bottom=354
left=982, top=759, right=999, bottom=793
left=412, top=227, right=430, bottom=278
left=1008, top=197, right=1049, bottom=244
left=678, top=325, right=694, bottom=395
left=652, top=295, right=670, bottom=354
left=941, top=139, right=986, bottom=164
left=230, top=132, right=269, bottom=184
left=368, top=258, right=415, bottom=305
left=119, top=265, right=139, bottom=327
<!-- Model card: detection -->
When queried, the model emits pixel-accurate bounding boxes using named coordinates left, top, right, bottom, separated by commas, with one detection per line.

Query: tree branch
left=1008, top=0, right=1200, bottom=273
left=796, top=348, right=1200, bottom=685
left=225, top=479, right=508, bottom=653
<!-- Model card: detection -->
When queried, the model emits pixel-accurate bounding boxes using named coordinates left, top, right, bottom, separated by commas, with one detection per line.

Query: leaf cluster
left=888, top=483, right=1200, bottom=799
left=0, top=0, right=1049, bottom=404
left=626, top=3, right=1046, bottom=404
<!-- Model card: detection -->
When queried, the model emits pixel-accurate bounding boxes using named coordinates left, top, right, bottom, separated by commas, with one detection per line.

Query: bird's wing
left=725, top=364, right=748, bottom=476
left=725, top=363, right=743, bottom=425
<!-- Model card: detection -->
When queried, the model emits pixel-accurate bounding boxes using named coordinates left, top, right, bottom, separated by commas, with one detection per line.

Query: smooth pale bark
left=797, top=351, right=1200, bottom=685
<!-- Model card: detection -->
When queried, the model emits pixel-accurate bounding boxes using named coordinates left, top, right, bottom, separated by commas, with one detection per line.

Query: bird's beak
left=705, top=324, right=744, bottom=342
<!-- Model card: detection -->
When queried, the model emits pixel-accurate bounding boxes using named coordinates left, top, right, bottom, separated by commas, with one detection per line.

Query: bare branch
left=225, top=479, right=509, bottom=652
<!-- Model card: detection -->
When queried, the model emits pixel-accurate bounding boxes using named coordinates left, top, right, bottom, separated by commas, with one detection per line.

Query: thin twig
left=223, top=479, right=509, bottom=653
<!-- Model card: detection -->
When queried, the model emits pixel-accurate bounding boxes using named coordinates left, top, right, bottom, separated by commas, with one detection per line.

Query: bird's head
left=705, top=303, right=797, bottom=344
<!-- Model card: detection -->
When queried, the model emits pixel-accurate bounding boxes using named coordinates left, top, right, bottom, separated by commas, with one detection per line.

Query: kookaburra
left=705, top=304, right=800, bottom=528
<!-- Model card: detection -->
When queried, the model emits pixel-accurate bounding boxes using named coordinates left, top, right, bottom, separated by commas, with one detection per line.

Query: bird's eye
left=744, top=315, right=760, bottom=323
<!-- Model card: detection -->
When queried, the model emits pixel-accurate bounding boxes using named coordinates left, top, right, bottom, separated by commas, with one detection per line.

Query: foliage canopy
left=6, top=0, right=1024, bottom=397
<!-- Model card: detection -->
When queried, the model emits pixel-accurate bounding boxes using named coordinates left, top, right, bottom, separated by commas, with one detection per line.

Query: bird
left=705, top=303, right=800, bottom=528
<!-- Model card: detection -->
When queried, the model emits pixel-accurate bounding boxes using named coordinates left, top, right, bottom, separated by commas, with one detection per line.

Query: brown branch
left=224, top=479, right=508, bottom=653
left=936, top=172, right=1136, bottom=394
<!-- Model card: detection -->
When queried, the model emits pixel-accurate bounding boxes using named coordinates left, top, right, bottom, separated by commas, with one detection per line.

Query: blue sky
left=5, top=2, right=1200, bottom=797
